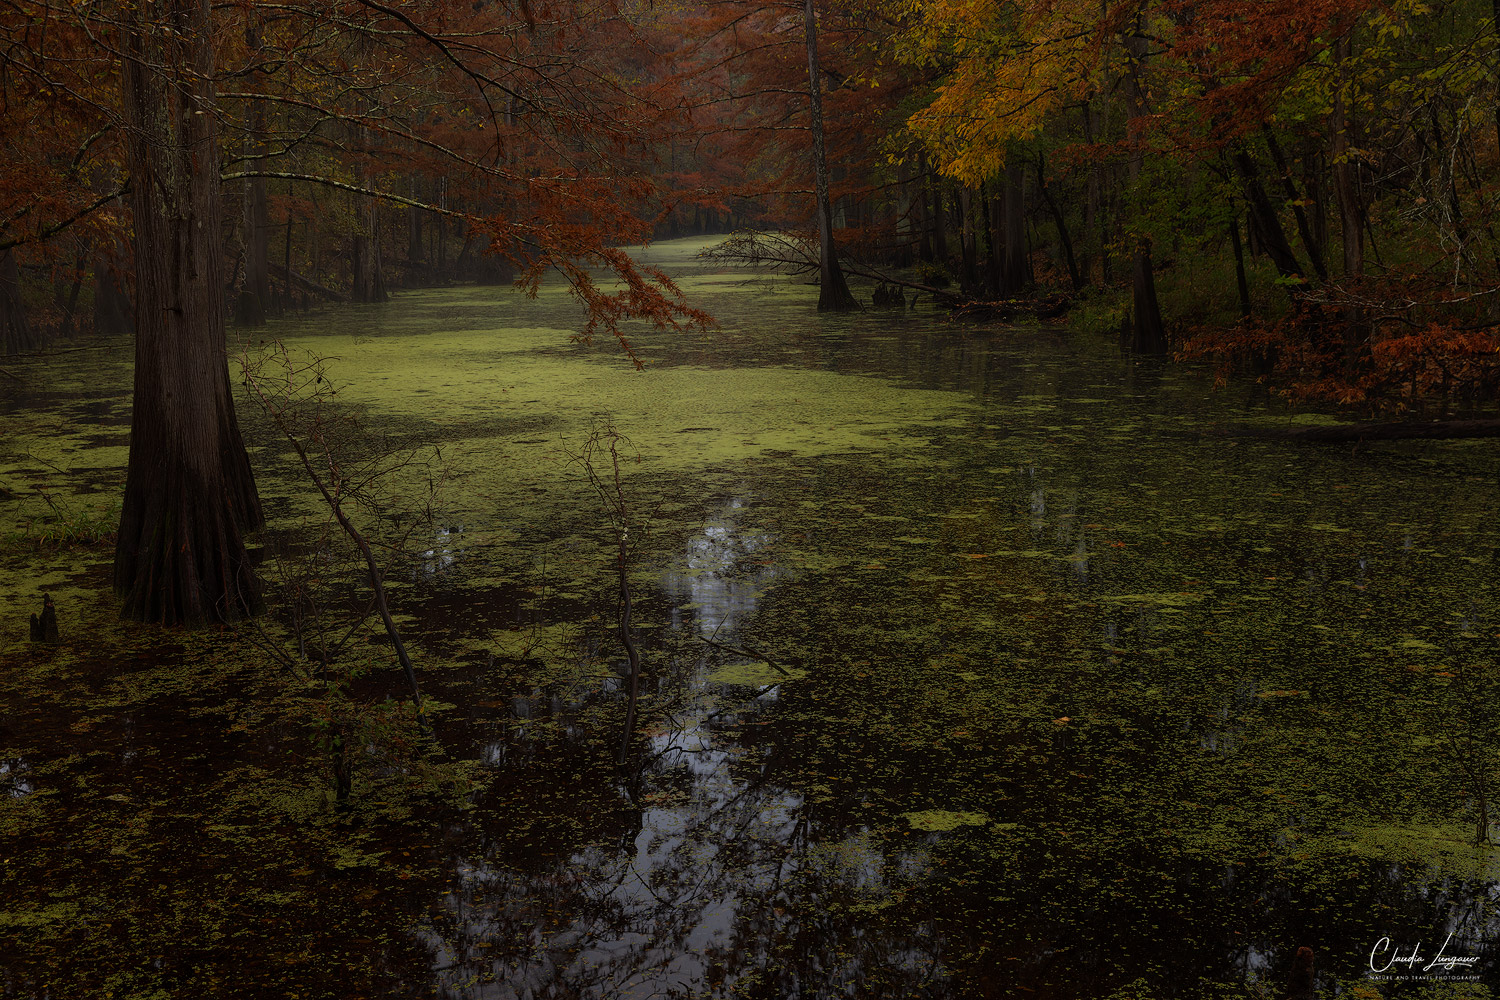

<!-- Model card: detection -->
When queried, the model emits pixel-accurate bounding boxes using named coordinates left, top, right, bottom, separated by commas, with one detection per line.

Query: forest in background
left=2, top=1, right=1500, bottom=626
left=3, top=1, right=1500, bottom=410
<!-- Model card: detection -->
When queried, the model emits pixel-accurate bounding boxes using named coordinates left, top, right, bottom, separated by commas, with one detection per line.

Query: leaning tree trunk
left=116, top=0, right=264, bottom=624
left=803, top=0, right=858, bottom=311
left=1233, top=150, right=1306, bottom=283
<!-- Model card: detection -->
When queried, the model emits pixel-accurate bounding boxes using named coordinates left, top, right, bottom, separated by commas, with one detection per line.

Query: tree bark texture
left=804, top=0, right=858, bottom=311
left=115, top=0, right=264, bottom=624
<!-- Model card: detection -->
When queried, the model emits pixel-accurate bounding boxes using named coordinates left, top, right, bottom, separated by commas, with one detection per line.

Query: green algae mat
left=2, top=236, right=1499, bottom=998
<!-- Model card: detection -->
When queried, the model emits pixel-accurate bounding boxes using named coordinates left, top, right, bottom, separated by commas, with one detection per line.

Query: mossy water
left=2, top=237, right=1499, bottom=998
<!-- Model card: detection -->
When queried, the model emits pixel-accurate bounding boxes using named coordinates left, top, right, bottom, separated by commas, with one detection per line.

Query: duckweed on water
left=3, top=237, right=1500, bottom=997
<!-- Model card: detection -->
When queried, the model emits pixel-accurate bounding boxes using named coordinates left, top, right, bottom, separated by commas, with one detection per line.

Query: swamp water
left=2, top=236, right=1499, bottom=998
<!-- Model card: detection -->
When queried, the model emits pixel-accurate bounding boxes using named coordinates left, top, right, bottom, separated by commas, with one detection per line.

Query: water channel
left=2, top=237, right=1498, bottom=997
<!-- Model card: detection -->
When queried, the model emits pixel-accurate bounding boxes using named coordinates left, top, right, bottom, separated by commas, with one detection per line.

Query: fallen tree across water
left=701, top=231, right=1072, bottom=318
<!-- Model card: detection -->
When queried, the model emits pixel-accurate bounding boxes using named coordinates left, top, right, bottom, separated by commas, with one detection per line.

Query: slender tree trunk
left=93, top=248, right=134, bottom=336
left=1229, top=214, right=1251, bottom=318
left=958, top=187, right=979, bottom=294
left=0, top=247, right=39, bottom=354
left=1036, top=152, right=1081, bottom=292
left=237, top=163, right=272, bottom=324
left=351, top=195, right=387, bottom=303
left=803, top=0, right=857, bottom=311
left=1263, top=128, right=1327, bottom=281
left=407, top=176, right=424, bottom=275
left=984, top=183, right=1002, bottom=296
left=1002, top=155, right=1028, bottom=295
left=916, top=151, right=934, bottom=262
left=1124, top=24, right=1165, bottom=351
left=1332, top=33, right=1365, bottom=354
left=931, top=174, right=949, bottom=265
left=115, top=0, right=264, bottom=624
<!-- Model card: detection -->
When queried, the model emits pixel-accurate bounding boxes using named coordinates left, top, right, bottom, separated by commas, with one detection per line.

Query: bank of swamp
left=2, top=237, right=1499, bottom=998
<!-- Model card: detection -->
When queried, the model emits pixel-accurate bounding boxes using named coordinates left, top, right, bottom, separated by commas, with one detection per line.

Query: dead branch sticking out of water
left=270, top=264, right=348, bottom=302
left=240, top=342, right=432, bottom=740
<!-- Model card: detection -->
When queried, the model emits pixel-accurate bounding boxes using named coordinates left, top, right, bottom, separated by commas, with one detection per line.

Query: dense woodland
left=2, top=0, right=1499, bottom=620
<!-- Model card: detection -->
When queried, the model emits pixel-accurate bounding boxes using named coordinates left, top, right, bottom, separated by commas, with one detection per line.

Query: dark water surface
left=2, top=238, right=1498, bottom=998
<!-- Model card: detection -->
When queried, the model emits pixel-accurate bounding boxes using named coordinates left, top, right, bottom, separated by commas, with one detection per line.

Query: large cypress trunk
left=115, top=0, right=264, bottom=624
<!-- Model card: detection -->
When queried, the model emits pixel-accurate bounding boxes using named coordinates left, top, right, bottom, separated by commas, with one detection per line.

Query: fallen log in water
left=270, top=264, right=347, bottom=302
left=1220, top=418, right=1500, bottom=442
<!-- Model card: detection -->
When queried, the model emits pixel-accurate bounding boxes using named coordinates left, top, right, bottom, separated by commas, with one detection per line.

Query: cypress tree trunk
left=803, top=0, right=857, bottom=311
left=115, top=0, right=264, bottom=624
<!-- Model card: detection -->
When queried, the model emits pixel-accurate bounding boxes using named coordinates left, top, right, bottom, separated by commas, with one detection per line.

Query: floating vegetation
left=2, top=238, right=1499, bottom=997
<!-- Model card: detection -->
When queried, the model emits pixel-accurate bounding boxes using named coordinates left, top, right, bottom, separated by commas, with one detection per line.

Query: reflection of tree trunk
left=116, top=0, right=264, bottom=624
left=0, top=247, right=39, bottom=354
left=803, top=0, right=857, bottom=311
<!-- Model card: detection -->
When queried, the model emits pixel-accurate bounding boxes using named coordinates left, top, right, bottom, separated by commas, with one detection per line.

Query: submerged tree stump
left=28, top=595, right=58, bottom=642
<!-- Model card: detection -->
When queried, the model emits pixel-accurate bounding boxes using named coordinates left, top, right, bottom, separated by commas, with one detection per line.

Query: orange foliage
left=1180, top=312, right=1500, bottom=414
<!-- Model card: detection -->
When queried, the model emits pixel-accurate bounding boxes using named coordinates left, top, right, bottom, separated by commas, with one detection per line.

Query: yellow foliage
left=901, top=0, right=1105, bottom=183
